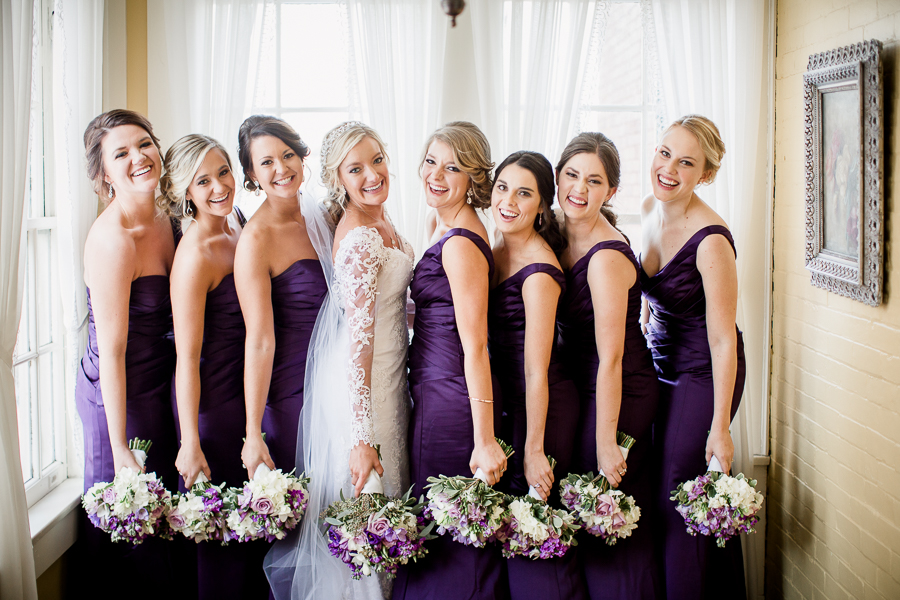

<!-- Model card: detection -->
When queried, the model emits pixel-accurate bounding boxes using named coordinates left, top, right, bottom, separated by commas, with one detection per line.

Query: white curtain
left=147, top=0, right=262, bottom=159
left=651, top=1, right=771, bottom=597
left=469, top=0, right=592, bottom=167
left=345, top=0, right=447, bottom=254
left=0, top=0, right=39, bottom=598
left=51, top=0, right=105, bottom=480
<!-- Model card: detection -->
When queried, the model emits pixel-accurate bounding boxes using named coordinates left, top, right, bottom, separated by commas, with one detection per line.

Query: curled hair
left=83, top=109, right=162, bottom=202
left=419, top=121, right=494, bottom=210
left=665, top=114, right=726, bottom=184
left=237, top=115, right=310, bottom=192
left=320, top=121, right=390, bottom=223
left=555, top=132, right=621, bottom=229
left=494, top=151, right=567, bottom=256
left=158, top=134, right=232, bottom=219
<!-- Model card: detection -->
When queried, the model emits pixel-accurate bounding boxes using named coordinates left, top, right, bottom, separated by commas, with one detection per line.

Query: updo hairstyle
left=320, top=121, right=390, bottom=223
left=555, top=132, right=621, bottom=229
left=419, top=121, right=494, bottom=210
left=83, top=109, right=162, bottom=202
left=237, top=115, right=310, bottom=193
left=665, top=114, right=726, bottom=184
left=157, top=134, right=232, bottom=219
left=494, top=151, right=567, bottom=256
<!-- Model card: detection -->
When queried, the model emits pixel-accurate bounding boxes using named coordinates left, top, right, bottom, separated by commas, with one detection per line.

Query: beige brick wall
left=769, top=1, right=900, bottom=598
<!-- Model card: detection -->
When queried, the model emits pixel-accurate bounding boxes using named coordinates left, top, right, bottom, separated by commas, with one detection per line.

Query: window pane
left=282, top=110, right=351, bottom=191
left=14, top=247, right=33, bottom=359
left=587, top=2, right=642, bottom=107
left=36, top=228, right=55, bottom=347
left=280, top=4, right=348, bottom=108
left=15, top=361, right=34, bottom=483
left=579, top=110, right=643, bottom=216
left=39, top=351, right=58, bottom=471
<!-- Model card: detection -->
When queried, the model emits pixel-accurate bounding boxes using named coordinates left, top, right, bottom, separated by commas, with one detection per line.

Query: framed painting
left=803, top=39, right=883, bottom=306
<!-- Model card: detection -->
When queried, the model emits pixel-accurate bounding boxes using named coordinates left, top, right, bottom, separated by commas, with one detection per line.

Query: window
left=576, top=0, right=662, bottom=249
left=243, top=0, right=351, bottom=208
left=15, top=0, right=68, bottom=508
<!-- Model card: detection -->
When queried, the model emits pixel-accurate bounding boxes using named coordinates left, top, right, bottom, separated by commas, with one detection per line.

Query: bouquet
left=224, top=464, right=310, bottom=542
left=322, top=470, right=435, bottom=580
left=560, top=432, right=641, bottom=545
left=167, top=472, right=229, bottom=543
left=670, top=456, right=764, bottom=548
left=495, top=455, right=581, bottom=559
left=81, top=438, right=173, bottom=544
left=424, top=438, right=514, bottom=547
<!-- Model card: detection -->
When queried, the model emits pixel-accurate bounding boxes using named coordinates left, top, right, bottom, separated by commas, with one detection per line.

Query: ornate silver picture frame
left=804, top=40, right=883, bottom=306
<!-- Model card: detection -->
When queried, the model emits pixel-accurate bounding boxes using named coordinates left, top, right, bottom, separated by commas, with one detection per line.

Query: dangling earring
left=185, top=200, right=194, bottom=218
left=107, top=184, right=114, bottom=199
left=466, top=188, right=474, bottom=205
left=254, top=183, right=260, bottom=197
left=538, top=212, right=543, bottom=226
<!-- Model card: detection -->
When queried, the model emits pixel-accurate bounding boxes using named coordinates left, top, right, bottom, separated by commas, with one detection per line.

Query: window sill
left=29, top=477, right=82, bottom=577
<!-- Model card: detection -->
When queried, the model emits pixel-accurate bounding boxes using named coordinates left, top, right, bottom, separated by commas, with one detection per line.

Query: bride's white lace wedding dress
left=265, top=216, right=414, bottom=600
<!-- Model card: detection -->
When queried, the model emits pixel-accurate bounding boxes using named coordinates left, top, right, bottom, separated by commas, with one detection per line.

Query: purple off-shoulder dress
left=263, top=259, right=326, bottom=471
left=489, top=263, right=587, bottom=600
left=558, top=240, right=661, bottom=599
left=640, top=225, right=746, bottom=600
left=74, top=233, right=192, bottom=597
left=392, top=228, right=508, bottom=600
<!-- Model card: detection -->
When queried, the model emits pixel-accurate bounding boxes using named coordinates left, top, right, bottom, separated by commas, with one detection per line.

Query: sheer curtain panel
left=51, top=0, right=105, bottom=479
left=0, top=0, right=39, bottom=598
left=651, top=1, right=772, bottom=597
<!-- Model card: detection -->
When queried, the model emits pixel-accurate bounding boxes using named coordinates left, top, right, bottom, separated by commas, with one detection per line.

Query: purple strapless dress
left=172, top=273, right=269, bottom=600
left=489, top=263, right=587, bottom=600
left=640, top=225, right=746, bottom=600
left=392, top=228, right=508, bottom=600
left=558, top=240, right=661, bottom=599
left=263, top=259, right=326, bottom=471
left=74, top=275, right=193, bottom=598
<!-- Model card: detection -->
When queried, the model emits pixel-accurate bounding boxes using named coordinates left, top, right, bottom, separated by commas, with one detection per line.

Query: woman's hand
left=175, top=440, right=211, bottom=488
left=112, top=443, right=144, bottom=476
left=470, top=438, right=508, bottom=486
left=241, top=432, right=275, bottom=481
left=705, top=426, right=734, bottom=474
left=349, top=443, right=384, bottom=497
left=524, top=450, right=554, bottom=501
left=597, top=437, right=627, bottom=488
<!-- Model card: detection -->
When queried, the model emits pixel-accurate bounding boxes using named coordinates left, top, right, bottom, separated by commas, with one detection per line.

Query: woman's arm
left=520, top=273, right=561, bottom=500
left=697, top=233, right=739, bottom=474
left=443, top=236, right=507, bottom=485
left=171, top=249, right=213, bottom=487
left=88, top=231, right=143, bottom=475
left=335, top=226, right=385, bottom=497
left=587, top=250, right=635, bottom=488
left=234, top=230, right=277, bottom=478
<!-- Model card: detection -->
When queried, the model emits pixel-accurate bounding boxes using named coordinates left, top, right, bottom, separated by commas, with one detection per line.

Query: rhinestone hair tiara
left=320, top=121, right=364, bottom=170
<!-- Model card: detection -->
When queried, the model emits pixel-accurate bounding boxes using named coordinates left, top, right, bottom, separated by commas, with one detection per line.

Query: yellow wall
left=125, top=0, right=147, bottom=115
left=769, top=1, right=900, bottom=598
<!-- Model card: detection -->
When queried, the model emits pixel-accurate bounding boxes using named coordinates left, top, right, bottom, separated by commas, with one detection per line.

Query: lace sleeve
left=334, top=226, right=385, bottom=448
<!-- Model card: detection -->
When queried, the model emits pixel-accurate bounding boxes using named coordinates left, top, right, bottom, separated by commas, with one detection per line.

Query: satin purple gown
left=640, top=225, right=746, bottom=600
left=489, top=263, right=587, bottom=600
left=393, top=228, right=507, bottom=600
left=263, top=259, right=326, bottom=471
left=558, top=240, right=661, bottom=600
left=74, top=246, right=192, bottom=597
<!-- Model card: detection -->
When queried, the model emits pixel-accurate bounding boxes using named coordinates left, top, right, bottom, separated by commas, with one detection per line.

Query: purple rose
left=367, top=514, right=391, bottom=537
left=609, top=511, right=626, bottom=531
left=595, top=494, right=616, bottom=517
left=167, top=512, right=186, bottom=529
left=102, top=487, right=117, bottom=504
left=252, top=496, right=274, bottom=515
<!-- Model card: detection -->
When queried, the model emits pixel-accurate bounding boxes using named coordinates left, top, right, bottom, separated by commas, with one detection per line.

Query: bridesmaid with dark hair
left=161, top=133, right=268, bottom=599
left=640, top=115, right=745, bottom=599
left=234, top=116, right=326, bottom=478
left=73, top=109, right=190, bottom=597
left=555, top=132, right=660, bottom=599
left=488, top=151, right=587, bottom=600
left=393, top=121, right=509, bottom=600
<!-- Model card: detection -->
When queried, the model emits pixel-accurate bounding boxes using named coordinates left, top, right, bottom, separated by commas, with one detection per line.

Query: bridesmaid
left=392, top=121, right=509, bottom=600
left=234, top=116, right=325, bottom=478
left=555, top=133, right=660, bottom=599
left=161, top=134, right=268, bottom=599
left=488, top=151, right=587, bottom=600
left=639, top=115, right=746, bottom=599
left=73, top=109, right=189, bottom=596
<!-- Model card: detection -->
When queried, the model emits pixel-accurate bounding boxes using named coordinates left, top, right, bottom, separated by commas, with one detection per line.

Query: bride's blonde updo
left=320, top=121, right=390, bottom=223
left=157, top=134, right=232, bottom=219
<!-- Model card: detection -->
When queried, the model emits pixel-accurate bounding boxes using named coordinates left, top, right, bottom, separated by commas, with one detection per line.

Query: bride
left=265, top=121, right=413, bottom=600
